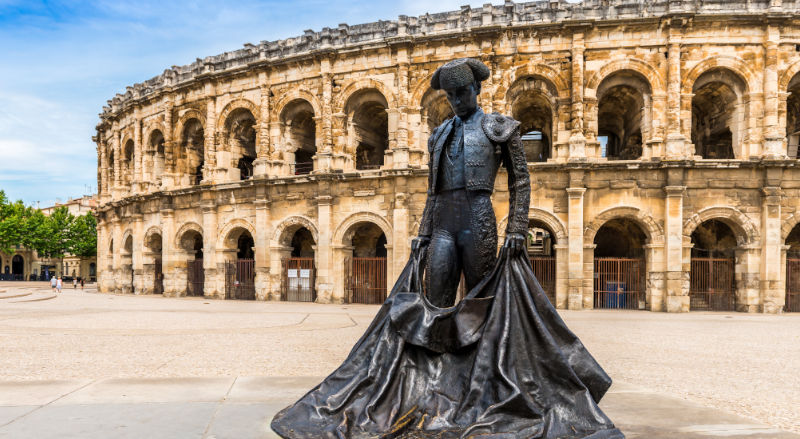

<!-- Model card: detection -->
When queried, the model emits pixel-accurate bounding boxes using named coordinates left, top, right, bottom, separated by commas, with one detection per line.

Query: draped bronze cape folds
left=271, top=249, right=625, bottom=439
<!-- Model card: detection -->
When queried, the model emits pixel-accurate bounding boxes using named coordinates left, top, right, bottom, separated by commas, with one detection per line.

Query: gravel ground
left=1, top=281, right=799, bottom=433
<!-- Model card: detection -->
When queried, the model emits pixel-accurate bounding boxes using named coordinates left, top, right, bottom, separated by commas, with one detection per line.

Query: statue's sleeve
left=503, top=127, right=531, bottom=236
left=418, top=129, right=438, bottom=238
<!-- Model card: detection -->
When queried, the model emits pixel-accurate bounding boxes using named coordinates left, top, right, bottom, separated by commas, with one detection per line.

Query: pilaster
left=316, top=193, right=334, bottom=303
left=566, top=184, right=586, bottom=309
left=761, top=186, right=784, bottom=312
left=254, top=197, right=270, bottom=300
left=568, top=31, right=587, bottom=161
left=665, top=186, right=689, bottom=312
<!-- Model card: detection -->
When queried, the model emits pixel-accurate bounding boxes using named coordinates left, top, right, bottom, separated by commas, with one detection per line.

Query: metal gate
left=786, top=259, right=800, bottom=312
left=593, top=258, right=645, bottom=310
left=690, top=257, right=735, bottom=311
left=225, top=259, right=256, bottom=300
left=154, top=259, right=163, bottom=294
left=346, top=257, right=387, bottom=304
left=530, top=256, right=556, bottom=305
left=187, top=259, right=204, bottom=297
left=281, top=258, right=316, bottom=302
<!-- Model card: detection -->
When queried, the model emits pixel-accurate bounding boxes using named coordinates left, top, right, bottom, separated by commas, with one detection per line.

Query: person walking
left=80, top=278, right=85, bottom=290
left=50, top=275, right=57, bottom=292
left=56, top=276, right=63, bottom=294
left=73, top=277, right=77, bottom=289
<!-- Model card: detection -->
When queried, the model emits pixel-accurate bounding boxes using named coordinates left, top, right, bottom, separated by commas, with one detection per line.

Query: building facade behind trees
left=96, top=0, right=800, bottom=313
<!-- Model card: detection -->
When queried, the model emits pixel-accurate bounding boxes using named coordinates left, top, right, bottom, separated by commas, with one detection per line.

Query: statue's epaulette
left=481, top=112, right=520, bottom=143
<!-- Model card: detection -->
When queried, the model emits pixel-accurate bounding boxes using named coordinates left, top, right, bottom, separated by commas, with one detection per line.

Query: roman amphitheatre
left=95, top=0, right=800, bottom=313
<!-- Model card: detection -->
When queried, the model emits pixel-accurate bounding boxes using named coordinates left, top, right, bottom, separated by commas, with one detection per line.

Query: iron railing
left=225, top=259, right=256, bottom=300
left=786, top=259, right=800, bottom=312
left=346, top=257, right=387, bottom=304
left=281, top=258, right=316, bottom=302
left=187, top=259, right=204, bottom=297
left=530, top=256, right=556, bottom=305
left=690, top=257, right=735, bottom=311
left=593, top=258, right=645, bottom=310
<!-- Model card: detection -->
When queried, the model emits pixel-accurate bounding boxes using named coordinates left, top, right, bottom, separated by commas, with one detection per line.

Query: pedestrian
left=50, top=275, right=57, bottom=292
left=73, top=277, right=77, bottom=289
left=80, top=278, right=85, bottom=290
left=56, top=276, right=62, bottom=294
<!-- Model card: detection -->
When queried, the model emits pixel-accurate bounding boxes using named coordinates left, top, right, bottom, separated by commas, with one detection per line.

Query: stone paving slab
left=0, top=377, right=797, bottom=439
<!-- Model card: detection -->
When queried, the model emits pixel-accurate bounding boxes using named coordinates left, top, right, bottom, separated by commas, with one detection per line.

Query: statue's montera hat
left=431, top=58, right=491, bottom=90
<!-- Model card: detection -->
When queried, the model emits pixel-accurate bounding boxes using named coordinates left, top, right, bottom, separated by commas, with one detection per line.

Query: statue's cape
left=271, top=249, right=625, bottom=439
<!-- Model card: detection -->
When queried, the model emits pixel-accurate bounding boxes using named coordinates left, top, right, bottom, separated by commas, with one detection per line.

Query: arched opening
left=786, top=73, right=800, bottom=158
left=225, top=109, right=257, bottom=180
left=122, top=140, right=135, bottom=186
left=508, top=76, right=557, bottom=162
left=11, top=255, right=24, bottom=280
left=691, top=69, right=747, bottom=159
left=223, top=227, right=255, bottom=300
left=420, top=88, right=454, bottom=143
left=346, top=89, right=388, bottom=170
left=527, top=219, right=557, bottom=304
left=89, top=262, right=96, bottom=281
left=690, top=219, right=737, bottom=311
left=593, top=218, right=647, bottom=309
left=345, top=222, right=387, bottom=304
left=181, top=119, right=205, bottom=186
left=597, top=71, right=650, bottom=160
left=281, top=100, right=316, bottom=175
left=148, top=130, right=165, bottom=185
left=785, top=224, right=800, bottom=312
left=122, top=235, right=134, bottom=294
left=180, top=229, right=204, bottom=297
left=145, top=232, right=163, bottom=294
left=282, top=227, right=316, bottom=302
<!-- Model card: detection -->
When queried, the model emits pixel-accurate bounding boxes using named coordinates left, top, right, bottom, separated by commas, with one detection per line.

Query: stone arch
left=121, top=229, right=134, bottom=254
left=216, top=98, right=260, bottom=130
left=587, top=58, right=665, bottom=96
left=419, top=87, right=454, bottom=134
left=333, top=212, right=393, bottom=247
left=495, top=62, right=570, bottom=102
left=529, top=208, right=568, bottom=244
left=584, top=206, right=665, bottom=245
left=144, top=226, right=163, bottom=249
left=333, top=78, right=396, bottom=112
left=681, top=55, right=759, bottom=95
left=143, top=122, right=167, bottom=150
left=781, top=212, right=800, bottom=241
left=272, top=89, right=322, bottom=122
left=683, top=206, right=759, bottom=246
left=174, top=222, right=204, bottom=250
left=780, top=60, right=800, bottom=92
left=218, top=218, right=257, bottom=250
left=272, top=215, right=319, bottom=247
left=174, top=109, right=206, bottom=141
left=410, top=73, right=438, bottom=108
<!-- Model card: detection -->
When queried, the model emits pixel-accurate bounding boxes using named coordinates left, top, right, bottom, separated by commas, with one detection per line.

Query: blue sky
left=0, top=0, right=577, bottom=207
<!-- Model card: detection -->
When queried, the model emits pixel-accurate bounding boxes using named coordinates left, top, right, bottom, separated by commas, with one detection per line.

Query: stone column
left=111, top=218, right=122, bottom=293
left=161, top=100, right=176, bottom=189
left=665, top=21, right=687, bottom=159
left=97, top=216, right=109, bottom=293
left=254, top=76, right=271, bottom=177
left=201, top=201, right=220, bottom=298
left=316, top=194, right=334, bottom=302
left=390, top=51, right=410, bottom=169
left=392, top=190, right=409, bottom=284
left=141, top=250, right=156, bottom=295
left=761, top=186, right=784, bottom=312
left=665, top=186, right=688, bottom=312
left=568, top=31, right=587, bottom=161
left=566, top=182, right=586, bottom=309
left=314, top=58, right=336, bottom=171
left=254, top=197, right=270, bottom=300
left=737, top=244, right=762, bottom=312
left=645, top=243, right=665, bottom=311
left=161, top=208, right=178, bottom=296
left=204, top=89, right=218, bottom=183
left=133, top=114, right=142, bottom=193
left=763, top=24, right=784, bottom=158
left=554, top=243, right=569, bottom=309
left=113, top=129, right=123, bottom=198
left=132, top=213, right=144, bottom=294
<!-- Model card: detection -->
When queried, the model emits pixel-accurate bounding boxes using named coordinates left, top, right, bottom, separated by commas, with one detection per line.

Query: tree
left=69, top=212, right=97, bottom=258
left=36, top=206, right=75, bottom=273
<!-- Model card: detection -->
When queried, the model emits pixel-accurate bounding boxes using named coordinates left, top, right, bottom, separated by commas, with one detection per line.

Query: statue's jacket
left=419, top=107, right=531, bottom=238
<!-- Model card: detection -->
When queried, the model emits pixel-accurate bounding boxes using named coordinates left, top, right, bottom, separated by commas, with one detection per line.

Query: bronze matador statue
left=413, top=58, right=530, bottom=307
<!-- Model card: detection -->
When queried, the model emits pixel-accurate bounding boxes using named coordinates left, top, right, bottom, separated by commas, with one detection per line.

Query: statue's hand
left=411, top=236, right=431, bottom=254
left=503, top=233, right=526, bottom=257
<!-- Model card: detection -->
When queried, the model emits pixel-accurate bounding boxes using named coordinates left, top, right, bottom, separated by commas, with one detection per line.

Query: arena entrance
left=784, top=224, right=800, bottom=312
left=689, top=220, right=737, bottom=311
left=224, top=228, right=255, bottom=300
left=593, top=218, right=647, bottom=310
left=527, top=220, right=556, bottom=304
left=11, top=255, right=23, bottom=280
left=281, top=227, right=316, bottom=302
left=182, top=230, right=204, bottom=297
left=145, top=232, right=163, bottom=294
left=345, top=222, right=388, bottom=304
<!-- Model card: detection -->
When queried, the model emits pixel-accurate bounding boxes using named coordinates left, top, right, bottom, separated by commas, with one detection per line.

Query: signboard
left=300, top=269, right=311, bottom=278
left=287, top=269, right=298, bottom=278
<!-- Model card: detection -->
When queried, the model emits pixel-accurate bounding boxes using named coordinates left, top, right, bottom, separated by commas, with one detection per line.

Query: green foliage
left=0, top=191, right=97, bottom=259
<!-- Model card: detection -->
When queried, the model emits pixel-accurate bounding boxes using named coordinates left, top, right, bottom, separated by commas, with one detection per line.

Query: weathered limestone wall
left=96, top=0, right=800, bottom=313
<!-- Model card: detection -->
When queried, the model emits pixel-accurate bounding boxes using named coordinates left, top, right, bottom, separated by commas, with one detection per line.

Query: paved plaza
left=1, top=281, right=799, bottom=438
